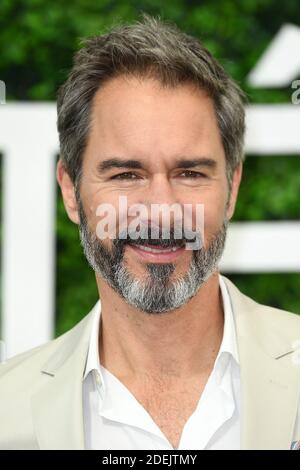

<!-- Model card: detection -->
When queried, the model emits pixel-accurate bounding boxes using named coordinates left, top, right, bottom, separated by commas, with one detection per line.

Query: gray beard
left=77, top=200, right=228, bottom=314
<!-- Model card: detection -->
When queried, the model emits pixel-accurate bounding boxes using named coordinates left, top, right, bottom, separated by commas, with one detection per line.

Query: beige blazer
left=1, top=274, right=300, bottom=450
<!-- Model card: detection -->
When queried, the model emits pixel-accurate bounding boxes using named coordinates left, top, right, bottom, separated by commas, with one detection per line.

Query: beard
left=77, top=199, right=229, bottom=314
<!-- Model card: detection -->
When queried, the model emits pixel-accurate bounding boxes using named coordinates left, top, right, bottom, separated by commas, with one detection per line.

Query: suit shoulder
left=240, top=288, right=300, bottom=342
left=262, top=305, right=300, bottom=352
left=0, top=311, right=92, bottom=380
left=222, top=274, right=300, bottom=349
left=0, top=310, right=94, bottom=448
left=253, top=299, right=300, bottom=331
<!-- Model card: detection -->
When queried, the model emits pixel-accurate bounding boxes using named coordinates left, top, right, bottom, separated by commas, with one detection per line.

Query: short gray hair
left=56, top=14, right=247, bottom=196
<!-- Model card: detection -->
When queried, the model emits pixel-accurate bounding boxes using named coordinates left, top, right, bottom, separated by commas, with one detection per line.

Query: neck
left=96, top=270, right=224, bottom=383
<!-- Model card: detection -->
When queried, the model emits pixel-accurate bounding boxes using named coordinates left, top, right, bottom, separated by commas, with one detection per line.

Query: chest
left=127, top=377, right=209, bottom=449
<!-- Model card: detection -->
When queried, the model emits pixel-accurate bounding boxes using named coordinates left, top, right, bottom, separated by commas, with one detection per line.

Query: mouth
left=126, top=242, right=186, bottom=263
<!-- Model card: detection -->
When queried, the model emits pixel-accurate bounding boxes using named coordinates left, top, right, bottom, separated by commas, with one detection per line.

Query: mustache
left=112, top=225, right=202, bottom=249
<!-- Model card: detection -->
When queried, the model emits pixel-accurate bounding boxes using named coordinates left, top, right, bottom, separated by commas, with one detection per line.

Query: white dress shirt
left=82, top=273, right=241, bottom=450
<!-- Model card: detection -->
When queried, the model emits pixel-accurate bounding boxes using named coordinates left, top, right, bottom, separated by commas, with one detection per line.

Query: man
left=1, top=14, right=300, bottom=451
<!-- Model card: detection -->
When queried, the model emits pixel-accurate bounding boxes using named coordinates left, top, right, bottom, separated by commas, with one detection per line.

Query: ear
left=226, top=162, right=243, bottom=221
left=56, top=158, right=80, bottom=224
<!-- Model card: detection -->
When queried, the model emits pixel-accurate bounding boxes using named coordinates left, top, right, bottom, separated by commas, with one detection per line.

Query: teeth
left=133, top=244, right=180, bottom=253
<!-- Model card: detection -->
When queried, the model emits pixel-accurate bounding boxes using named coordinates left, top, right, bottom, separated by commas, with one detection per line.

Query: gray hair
left=56, top=13, right=247, bottom=196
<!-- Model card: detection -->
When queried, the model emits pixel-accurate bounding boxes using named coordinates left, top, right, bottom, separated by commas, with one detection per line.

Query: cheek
left=201, top=200, right=227, bottom=244
left=81, top=190, right=118, bottom=230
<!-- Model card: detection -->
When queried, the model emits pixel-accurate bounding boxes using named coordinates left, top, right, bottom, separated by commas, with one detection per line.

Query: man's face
left=61, top=76, right=241, bottom=313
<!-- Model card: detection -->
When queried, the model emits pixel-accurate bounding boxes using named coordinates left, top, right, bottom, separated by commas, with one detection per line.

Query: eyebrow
left=97, top=156, right=217, bottom=173
left=174, top=157, right=217, bottom=170
left=97, top=158, right=143, bottom=173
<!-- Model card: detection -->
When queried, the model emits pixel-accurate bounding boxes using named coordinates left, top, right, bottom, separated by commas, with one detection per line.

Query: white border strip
left=0, top=104, right=58, bottom=357
left=220, top=221, right=300, bottom=272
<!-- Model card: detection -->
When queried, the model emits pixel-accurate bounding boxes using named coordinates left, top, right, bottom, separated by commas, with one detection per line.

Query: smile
left=126, top=243, right=186, bottom=262
left=131, top=243, right=181, bottom=253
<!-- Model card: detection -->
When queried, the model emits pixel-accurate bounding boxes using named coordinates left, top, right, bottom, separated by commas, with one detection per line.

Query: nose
left=143, top=173, right=178, bottom=206
left=141, top=173, right=181, bottom=231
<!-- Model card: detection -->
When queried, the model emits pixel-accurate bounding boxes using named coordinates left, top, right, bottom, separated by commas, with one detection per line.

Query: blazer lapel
left=30, top=302, right=99, bottom=449
left=238, top=335, right=300, bottom=450
left=222, top=275, right=300, bottom=450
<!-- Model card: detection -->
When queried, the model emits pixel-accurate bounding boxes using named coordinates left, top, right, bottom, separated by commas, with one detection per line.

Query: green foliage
left=233, top=156, right=300, bottom=221
left=1, top=1, right=299, bottom=333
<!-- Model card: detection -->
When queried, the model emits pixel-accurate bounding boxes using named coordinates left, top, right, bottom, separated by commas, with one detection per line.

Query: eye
left=180, top=170, right=207, bottom=178
left=111, top=172, right=140, bottom=180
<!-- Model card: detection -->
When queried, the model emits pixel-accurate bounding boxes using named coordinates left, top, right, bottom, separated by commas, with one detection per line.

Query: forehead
left=86, top=75, right=225, bottom=168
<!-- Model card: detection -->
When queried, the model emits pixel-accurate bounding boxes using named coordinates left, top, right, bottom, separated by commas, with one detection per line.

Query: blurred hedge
left=1, top=0, right=299, bottom=335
